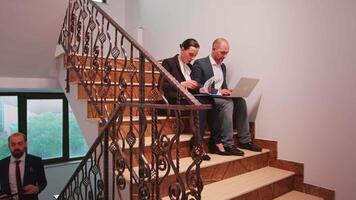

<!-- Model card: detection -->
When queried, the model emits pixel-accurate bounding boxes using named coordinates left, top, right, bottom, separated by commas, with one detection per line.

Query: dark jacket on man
left=0, top=154, right=47, bottom=200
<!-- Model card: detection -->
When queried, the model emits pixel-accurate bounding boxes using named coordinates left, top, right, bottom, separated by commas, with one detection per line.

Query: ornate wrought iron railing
left=57, top=0, right=209, bottom=199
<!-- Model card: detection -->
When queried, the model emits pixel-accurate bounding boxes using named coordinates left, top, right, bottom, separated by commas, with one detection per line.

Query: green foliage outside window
left=0, top=138, right=9, bottom=159
left=0, top=93, right=89, bottom=162
left=0, top=100, right=3, bottom=132
left=0, top=123, right=18, bottom=159
left=0, top=112, right=88, bottom=160
left=27, top=112, right=63, bottom=159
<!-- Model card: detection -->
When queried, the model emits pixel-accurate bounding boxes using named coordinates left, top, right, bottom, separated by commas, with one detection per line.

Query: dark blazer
left=0, top=154, right=47, bottom=200
left=160, top=54, right=198, bottom=103
left=191, top=56, right=228, bottom=94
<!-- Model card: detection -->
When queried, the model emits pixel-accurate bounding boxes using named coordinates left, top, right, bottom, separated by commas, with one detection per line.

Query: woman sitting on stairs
left=159, top=38, right=227, bottom=161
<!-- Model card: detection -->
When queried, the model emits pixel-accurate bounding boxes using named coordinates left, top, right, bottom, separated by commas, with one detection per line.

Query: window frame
left=0, top=92, right=86, bottom=165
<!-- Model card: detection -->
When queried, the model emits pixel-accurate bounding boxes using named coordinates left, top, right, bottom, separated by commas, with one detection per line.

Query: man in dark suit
left=160, top=38, right=227, bottom=160
left=191, top=38, right=262, bottom=156
left=0, top=132, right=47, bottom=200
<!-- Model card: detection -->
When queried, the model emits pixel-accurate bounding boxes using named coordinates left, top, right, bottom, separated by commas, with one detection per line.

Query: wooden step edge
left=86, top=98, right=149, bottom=102
left=78, top=81, right=157, bottom=86
left=74, top=65, right=161, bottom=74
left=111, top=132, right=241, bottom=150
left=110, top=134, right=192, bottom=149
left=91, top=115, right=190, bottom=123
left=199, top=166, right=295, bottom=200
left=69, top=56, right=161, bottom=64
left=127, top=149, right=270, bottom=179
left=274, top=190, right=323, bottom=200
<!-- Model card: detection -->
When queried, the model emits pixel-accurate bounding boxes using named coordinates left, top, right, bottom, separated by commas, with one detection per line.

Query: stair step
left=133, top=149, right=271, bottom=198
left=97, top=116, right=191, bottom=137
left=119, top=133, right=192, bottom=149
left=199, top=166, right=295, bottom=200
left=66, top=56, right=157, bottom=71
left=69, top=67, right=160, bottom=83
left=274, top=191, right=323, bottom=200
left=87, top=99, right=165, bottom=118
left=133, top=149, right=269, bottom=178
left=77, top=81, right=159, bottom=99
left=117, top=132, right=269, bottom=167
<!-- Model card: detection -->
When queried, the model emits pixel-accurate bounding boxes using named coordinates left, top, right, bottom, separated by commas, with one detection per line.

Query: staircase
left=55, top=0, right=334, bottom=199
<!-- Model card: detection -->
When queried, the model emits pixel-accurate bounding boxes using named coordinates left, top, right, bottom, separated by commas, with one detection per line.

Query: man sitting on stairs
left=191, top=38, right=262, bottom=156
left=159, top=38, right=227, bottom=160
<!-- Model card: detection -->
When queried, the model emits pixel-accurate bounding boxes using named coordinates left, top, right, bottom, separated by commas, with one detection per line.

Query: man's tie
left=15, top=160, right=23, bottom=198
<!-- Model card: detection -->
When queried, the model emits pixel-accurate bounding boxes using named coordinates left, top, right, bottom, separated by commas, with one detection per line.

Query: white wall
left=0, top=77, right=61, bottom=92
left=127, top=0, right=356, bottom=199
left=98, top=0, right=126, bottom=30
left=39, top=162, right=79, bottom=200
left=0, top=0, right=66, bottom=79
left=57, top=55, right=100, bottom=146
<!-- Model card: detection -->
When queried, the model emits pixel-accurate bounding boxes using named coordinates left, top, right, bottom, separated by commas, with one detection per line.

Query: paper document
left=194, top=77, right=259, bottom=98
left=202, top=76, right=215, bottom=94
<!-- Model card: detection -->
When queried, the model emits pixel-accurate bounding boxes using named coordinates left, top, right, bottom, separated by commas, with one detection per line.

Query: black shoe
left=209, top=143, right=229, bottom=155
left=224, top=145, right=244, bottom=156
left=190, top=137, right=210, bottom=160
left=240, top=142, right=262, bottom=152
left=202, top=154, right=211, bottom=161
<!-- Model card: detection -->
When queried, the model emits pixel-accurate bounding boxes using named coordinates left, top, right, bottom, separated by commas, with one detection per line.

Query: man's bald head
left=211, top=38, right=230, bottom=65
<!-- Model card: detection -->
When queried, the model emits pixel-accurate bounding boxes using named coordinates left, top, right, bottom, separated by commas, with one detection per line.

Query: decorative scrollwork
left=91, top=165, right=100, bottom=175
left=138, top=164, right=151, bottom=182
left=152, top=138, right=162, bottom=155
left=158, top=157, right=168, bottom=171
left=116, top=157, right=126, bottom=172
left=109, top=142, right=119, bottom=154
left=116, top=175, right=126, bottom=190
left=98, top=32, right=106, bottom=44
left=74, top=186, right=81, bottom=195
left=118, top=78, right=127, bottom=90
left=82, top=177, right=90, bottom=186
left=168, top=183, right=183, bottom=200
left=111, top=46, right=120, bottom=59
left=125, top=130, right=136, bottom=147
left=81, top=10, right=88, bottom=19
left=138, top=184, right=150, bottom=200
left=97, top=179, right=104, bottom=191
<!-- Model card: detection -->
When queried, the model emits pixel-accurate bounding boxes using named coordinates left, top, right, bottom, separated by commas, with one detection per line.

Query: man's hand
left=199, top=86, right=213, bottom=94
left=181, top=80, right=198, bottom=89
left=219, top=88, right=232, bottom=96
left=199, top=87, right=206, bottom=93
left=23, top=184, right=39, bottom=195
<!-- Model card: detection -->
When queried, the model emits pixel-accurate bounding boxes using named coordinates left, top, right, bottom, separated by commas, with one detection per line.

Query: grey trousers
left=214, top=97, right=252, bottom=146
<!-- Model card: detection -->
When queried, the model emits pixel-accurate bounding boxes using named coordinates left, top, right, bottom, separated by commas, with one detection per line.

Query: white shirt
left=9, top=154, right=26, bottom=197
left=178, top=55, right=192, bottom=81
left=209, top=55, right=224, bottom=90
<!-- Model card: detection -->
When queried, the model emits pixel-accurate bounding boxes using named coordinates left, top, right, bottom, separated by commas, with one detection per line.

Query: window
left=27, top=99, right=63, bottom=160
left=0, top=93, right=88, bottom=164
left=0, top=96, right=18, bottom=159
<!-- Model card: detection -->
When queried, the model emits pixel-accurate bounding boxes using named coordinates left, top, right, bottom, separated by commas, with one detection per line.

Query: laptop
left=194, top=77, right=259, bottom=98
